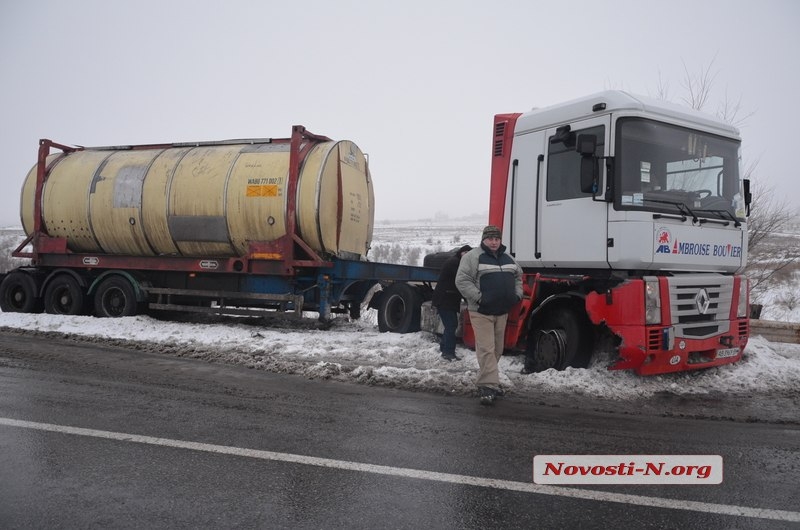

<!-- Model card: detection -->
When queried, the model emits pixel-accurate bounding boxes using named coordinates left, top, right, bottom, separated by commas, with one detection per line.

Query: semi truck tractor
left=454, top=90, right=751, bottom=375
left=0, top=91, right=752, bottom=376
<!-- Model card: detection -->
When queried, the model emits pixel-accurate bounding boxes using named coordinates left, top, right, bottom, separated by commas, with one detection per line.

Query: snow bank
left=1, top=312, right=798, bottom=405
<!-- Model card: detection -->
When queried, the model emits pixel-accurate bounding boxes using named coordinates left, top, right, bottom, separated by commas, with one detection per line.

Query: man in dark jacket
left=455, top=225, right=522, bottom=405
left=432, top=244, right=472, bottom=361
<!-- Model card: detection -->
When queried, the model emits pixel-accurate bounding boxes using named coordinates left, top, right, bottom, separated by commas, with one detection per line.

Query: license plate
left=716, top=347, right=740, bottom=359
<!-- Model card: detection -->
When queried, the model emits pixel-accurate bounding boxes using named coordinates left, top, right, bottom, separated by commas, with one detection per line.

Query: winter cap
left=481, top=225, right=502, bottom=240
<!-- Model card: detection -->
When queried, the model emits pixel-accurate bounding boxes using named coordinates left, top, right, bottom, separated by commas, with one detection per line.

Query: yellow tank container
left=21, top=139, right=374, bottom=259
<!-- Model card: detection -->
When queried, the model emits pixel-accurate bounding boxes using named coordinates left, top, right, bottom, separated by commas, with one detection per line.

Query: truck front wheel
left=94, top=277, right=138, bottom=318
left=524, top=306, right=592, bottom=372
left=377, top=283, right=422, bottom=333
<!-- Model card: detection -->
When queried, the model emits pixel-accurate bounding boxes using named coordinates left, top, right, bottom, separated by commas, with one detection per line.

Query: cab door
left=504, top=129, right=546, bottom=266
left=537, top=116, right=611, bottom=269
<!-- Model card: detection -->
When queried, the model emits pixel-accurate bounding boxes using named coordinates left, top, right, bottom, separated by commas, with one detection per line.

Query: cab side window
left=547, top=125, right=604, bottom=201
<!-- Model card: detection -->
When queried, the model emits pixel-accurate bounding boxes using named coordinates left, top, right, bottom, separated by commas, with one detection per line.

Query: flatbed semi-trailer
left=1, top=127, right=438, bottom=331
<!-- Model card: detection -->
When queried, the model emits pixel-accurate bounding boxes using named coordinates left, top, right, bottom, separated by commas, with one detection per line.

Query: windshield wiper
left=645, top=198, right=698, bottom=223
left=695, top=208, right=741, bottom=227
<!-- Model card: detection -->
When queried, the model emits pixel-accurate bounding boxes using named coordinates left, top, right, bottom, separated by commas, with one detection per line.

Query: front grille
left=679, top=312, right=717, bottom=323
left=683, top=325, right=719, bottom=337
left=667, top=274, right=733, bottom=339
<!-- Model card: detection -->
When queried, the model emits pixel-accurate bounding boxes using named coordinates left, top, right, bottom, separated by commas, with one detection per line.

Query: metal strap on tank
left=89, top=138, right=276, bottom=151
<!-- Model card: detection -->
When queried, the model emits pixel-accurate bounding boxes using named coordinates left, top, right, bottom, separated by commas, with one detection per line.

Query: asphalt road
left=0, top=330, right=797, bottom=529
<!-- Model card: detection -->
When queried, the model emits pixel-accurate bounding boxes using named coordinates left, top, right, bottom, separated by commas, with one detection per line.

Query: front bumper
left=608, top=319, right=749, bottom=375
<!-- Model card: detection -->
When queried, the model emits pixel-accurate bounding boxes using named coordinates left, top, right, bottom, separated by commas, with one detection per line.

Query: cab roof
left=514, top=90, right=740, bottom=139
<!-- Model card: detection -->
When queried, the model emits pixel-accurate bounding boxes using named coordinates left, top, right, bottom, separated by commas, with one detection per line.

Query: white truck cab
left=473, top=91, right=751, bottom=375
left=499, top=91, right=746, bottom=273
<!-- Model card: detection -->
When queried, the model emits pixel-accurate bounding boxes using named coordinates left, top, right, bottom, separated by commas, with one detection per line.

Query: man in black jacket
left=432, top=244, right=472, bottom=361
left=455, top=226, right=522, bottom=405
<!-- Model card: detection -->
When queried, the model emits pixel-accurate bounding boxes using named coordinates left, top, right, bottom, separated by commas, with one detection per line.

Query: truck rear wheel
left=94, top=277, right=138, bottom=318
left=377, top=283, right=422, bottom=333
left=44, top=275, right=87, bottom=315
left=524, top=306, right=592, bottom=372
left=0, top=271, right=42, bottom=313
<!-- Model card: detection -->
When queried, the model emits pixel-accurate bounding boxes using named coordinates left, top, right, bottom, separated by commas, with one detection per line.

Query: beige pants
left=469, top=311, right=508, bottom=389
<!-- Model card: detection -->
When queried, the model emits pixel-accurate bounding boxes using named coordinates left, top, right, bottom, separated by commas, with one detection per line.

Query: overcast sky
left=1, top=0, right=798, bottom=227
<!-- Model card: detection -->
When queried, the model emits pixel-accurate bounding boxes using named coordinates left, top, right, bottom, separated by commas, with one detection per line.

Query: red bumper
left=585, top=278, right=750, bottom=376
left=608, top=321, right=749, bottom=375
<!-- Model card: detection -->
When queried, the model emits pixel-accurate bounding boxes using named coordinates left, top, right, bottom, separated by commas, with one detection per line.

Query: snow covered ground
left=1, top=311, right=798, bottom=405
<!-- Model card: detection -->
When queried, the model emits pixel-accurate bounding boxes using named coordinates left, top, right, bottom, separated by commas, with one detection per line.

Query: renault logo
left=695, top=288, right=710, bottom=314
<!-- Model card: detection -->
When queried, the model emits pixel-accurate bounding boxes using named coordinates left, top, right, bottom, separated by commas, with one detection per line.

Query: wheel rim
left=536, top=329, right=568, bottom=369
left=53, top=287, right=73, bottom=313
left=101, top=288, right=126, bottom=317
left=9, top=286, right=27, bottom=310
left=384, top=294, right=406, bottom=329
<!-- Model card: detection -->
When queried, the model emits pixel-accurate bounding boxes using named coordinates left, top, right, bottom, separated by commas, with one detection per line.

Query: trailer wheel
left=524, top=306, right=592, bottom=372
left=94, top=277, right=138, bottom=318
left=44, top=275, right=87, bottom=315
left=377, top=283, right=422, bottom=333
left=0, top=272, right=42, bottom=313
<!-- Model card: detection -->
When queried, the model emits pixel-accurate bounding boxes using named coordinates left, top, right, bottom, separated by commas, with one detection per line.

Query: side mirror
left=550, top=125, right=575, bottom=147
left=578, top=134, right=598, bottom=194
left=743, top=178, right=752, bottom=217
left=576, top=134, right=597, bottom=156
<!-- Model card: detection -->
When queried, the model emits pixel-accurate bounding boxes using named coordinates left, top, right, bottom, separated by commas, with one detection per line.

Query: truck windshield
left=614, top=118, right=744, bottom=221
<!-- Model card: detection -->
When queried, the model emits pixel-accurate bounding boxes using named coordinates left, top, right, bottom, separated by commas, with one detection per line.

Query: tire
left=423, top=248, right=458, bottom=269
left=524, top=306, right=592, bottom=372
left=377, top=283, right=422, bottom=333
left=0, top=272, right=42, bottom=313
left=94, top=276, right=138, bottom=318
left=44, top=275, right=87, bottom=315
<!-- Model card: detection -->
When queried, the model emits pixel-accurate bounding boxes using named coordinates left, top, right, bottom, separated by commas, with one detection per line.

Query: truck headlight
left=737, top=277, right=749, bottom=318
left=644, top=277, right=661, bottom=324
